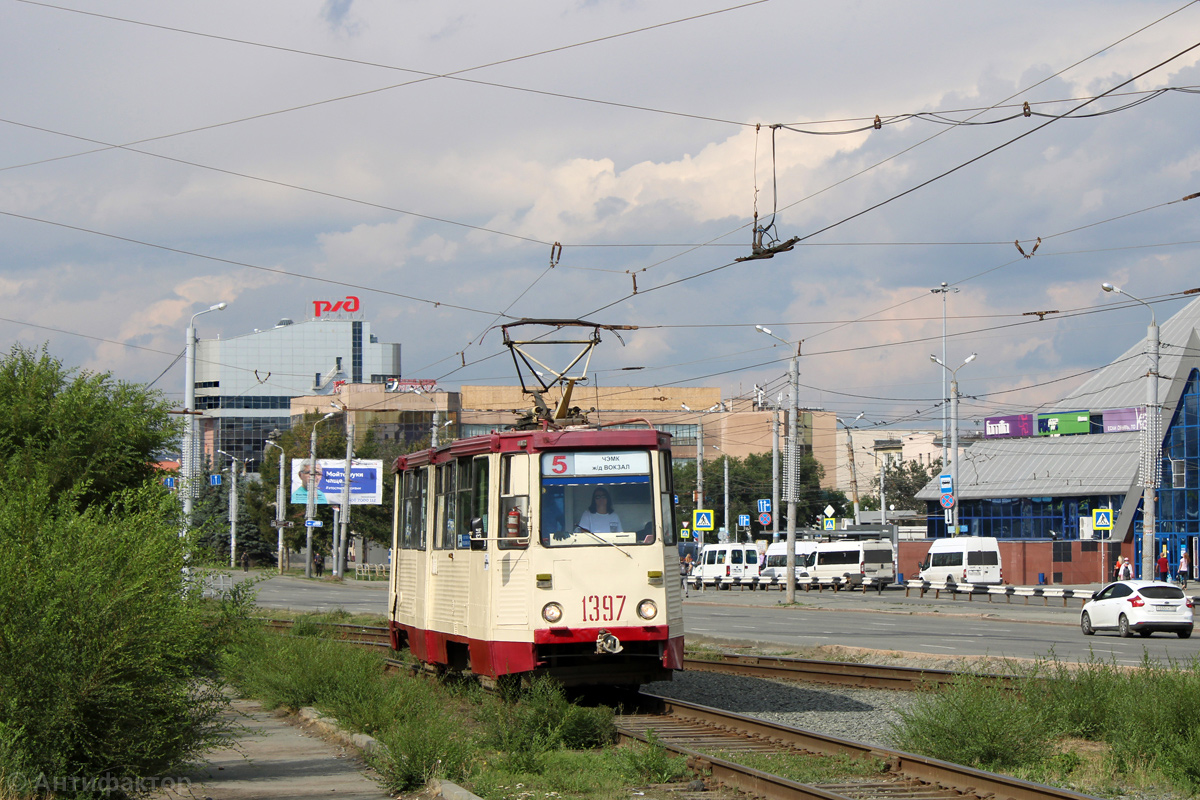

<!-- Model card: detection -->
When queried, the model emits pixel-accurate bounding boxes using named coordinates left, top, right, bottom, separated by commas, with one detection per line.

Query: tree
left=861, top=458, right=941, bottom=515
left=190, top=460, right=275, bottom=567
left=671, top=450, right=843, bottom=543
left=0, top=344, right=180, bottom=508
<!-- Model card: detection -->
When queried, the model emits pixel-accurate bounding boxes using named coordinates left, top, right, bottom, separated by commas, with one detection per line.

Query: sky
left=2, top=0, right=1198, bottom=437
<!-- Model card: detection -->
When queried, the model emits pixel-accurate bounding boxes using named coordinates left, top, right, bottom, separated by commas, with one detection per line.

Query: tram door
left=394, top=467, right=430, bottom=645
left=429, top=460, right=470, bottom=636
left=495, top=453, right=532, bottom=628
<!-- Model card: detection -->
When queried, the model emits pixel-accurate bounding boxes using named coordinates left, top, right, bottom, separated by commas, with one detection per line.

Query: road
left=240, top=572, right=1198, bottom=667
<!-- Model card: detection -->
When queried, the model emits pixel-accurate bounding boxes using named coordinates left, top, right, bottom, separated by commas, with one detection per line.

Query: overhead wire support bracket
left=735, top=124, right=799, bottom=262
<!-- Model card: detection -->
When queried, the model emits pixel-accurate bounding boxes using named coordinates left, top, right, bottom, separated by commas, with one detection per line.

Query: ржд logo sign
left=313, top=296, right=360, bottom=317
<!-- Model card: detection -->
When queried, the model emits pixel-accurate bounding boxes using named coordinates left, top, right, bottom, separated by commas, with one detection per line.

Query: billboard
left=290, top=459, right=384, bottom=505
left=1037, top=411, right=1090, bottom=436
left=1102, top=407, right=1145, bottom=433
left=984, top=414, right=1033, bottom=438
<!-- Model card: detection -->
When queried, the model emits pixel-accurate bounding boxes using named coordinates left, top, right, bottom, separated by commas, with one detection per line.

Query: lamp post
left=1103, top=282, right=1159, bottom=580
left=757, top=325, right=801, bottom=603
left=836, top=413, right=866, bottom=525
left=306, top=411, right=336, bottom=578
left=930, top=283, right=958, bottom=471
left=264, top=433, right=286, bottom=574
left=182, top=301, right=227, bottom=528
left=930, top=353, right=977, bottom=534
left=217, top=449, right=242, bottom=568
left=712, top=446, right=731, bottom=542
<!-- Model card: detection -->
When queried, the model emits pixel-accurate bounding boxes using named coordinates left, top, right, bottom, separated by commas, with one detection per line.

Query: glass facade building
left=194, top=316, right=401, bottom=471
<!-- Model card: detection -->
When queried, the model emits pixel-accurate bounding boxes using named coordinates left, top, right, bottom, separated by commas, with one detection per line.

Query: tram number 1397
left=582, top=595, right=626, bottom=622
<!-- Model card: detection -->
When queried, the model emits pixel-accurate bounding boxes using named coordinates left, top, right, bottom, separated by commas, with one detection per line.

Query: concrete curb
left=298, top=706, right=382, bottom=757
left=297, top=709, right=485, bottom=800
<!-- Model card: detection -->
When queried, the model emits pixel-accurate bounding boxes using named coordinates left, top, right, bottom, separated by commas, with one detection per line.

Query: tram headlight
left=636, top=599, right=658, bottom=620
left=542, top=602, right=564, bottom=624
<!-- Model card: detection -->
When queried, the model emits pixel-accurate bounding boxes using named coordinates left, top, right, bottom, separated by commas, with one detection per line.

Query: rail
left=622, top=694, right=1101, bottom=800
left=681, top=653, right=1025, bottom=691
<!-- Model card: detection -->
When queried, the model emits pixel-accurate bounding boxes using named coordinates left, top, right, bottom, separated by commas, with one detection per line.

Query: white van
left=918, top=537, right=1002, bottom=585
left=761, top=540, right=818, bottom=583
left=800, top=539, right=895, bottom=587
left=692, top=542, right=761, bottom=589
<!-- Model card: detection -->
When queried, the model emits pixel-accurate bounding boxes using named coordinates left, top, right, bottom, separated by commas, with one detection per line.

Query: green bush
left=0, top=471, right=234, bottom=795
left=891, top=673, right=1056, bottom=771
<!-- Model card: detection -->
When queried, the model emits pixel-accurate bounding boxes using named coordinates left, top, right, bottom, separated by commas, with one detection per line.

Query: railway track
left=682, top=654, right=1024, bottom=691
left=620, top=694, right=1097, bottom=800
left=259, top=620, right=1023, bottom=689
left=260, top=619, right=1095, bottom=800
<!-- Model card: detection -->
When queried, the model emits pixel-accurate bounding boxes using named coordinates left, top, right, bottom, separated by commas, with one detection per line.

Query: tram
left=387, top=422, right=684, bottom=686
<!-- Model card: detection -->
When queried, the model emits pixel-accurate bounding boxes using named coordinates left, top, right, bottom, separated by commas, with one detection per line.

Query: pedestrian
left=313, top=551, right=325, bottom=578
left=1113, top=556, right=1123, bottom=581
left=1158, top=548, right=1170, bottom=582
left=240, top=551, right=249, bottom=572
left=1179, top=548, right=1190, bottom=589
left=680, top=553, right=693, bottom=597
left=1119, top=557, right=1133, bottom=581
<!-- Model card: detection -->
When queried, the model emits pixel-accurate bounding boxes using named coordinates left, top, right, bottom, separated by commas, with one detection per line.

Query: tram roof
left=393, top=425, right=670, bottom=471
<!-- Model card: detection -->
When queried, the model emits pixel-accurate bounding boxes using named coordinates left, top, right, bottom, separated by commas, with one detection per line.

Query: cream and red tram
left=387, top=424, right=683, bottom=686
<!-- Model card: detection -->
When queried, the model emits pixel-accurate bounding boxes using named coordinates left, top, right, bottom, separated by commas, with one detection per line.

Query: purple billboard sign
left=1103, top=407, right=1145, bottom=433
left=984, top=414, right=1033, bottom=438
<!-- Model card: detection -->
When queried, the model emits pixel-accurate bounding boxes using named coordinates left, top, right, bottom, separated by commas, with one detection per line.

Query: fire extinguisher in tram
left=507, top=507, right=521, bottom=538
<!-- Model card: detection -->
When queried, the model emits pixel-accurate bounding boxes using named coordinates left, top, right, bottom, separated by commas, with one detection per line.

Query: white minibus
left=918, top=536, right=1003, bottom=584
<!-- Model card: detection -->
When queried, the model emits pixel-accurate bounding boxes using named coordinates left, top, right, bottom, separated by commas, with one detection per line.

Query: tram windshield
left=539, top=451, right=657, bottom=547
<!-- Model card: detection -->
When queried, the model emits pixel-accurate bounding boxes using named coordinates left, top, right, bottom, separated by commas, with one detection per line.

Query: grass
left=249, top=607, right=390, bottom=627
left=714, top=751, right=890, bottom=785
left=890, top=651, right=1200, bottom=797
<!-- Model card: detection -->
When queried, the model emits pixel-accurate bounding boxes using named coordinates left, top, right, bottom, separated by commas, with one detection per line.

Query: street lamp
left=182, top=301, right=227, bottom=528
left=930, top=353, right=977, bottom=534
left=217, top=449, right=242, bottom=568
left=264, top=433, right=286, bottom=574
left=305, top=411, right=336, bottom=578
left=930, top=283, right=959, bottom=472
left=757, top=324, right=801, bottom=603
left=712, top=446, right=731, bottom=542
left=836, top=413, right=866, bottom=524
left=1103, top=282, right=1160, bottom=580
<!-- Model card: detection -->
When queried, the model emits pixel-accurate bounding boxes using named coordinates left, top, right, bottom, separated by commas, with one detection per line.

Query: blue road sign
left=210, top=475, right=222, bottom=486
left=758, top=512, right=772, bottom=526
left=939, top=494, right=955, bottom=509
left=163, top=477, right=174, bottom=488
left=693, top=510, right=714, bottom=531
left=757, top=498, right=771, bottom=513
left=939, top=474, right=953, bottom=494
left=823, top=517, right=836, bottom=531
left=1093, top=509, right=1113, bottom=530
left=305, top=519, right=323, bottom=527
left=738, top=514, right=750, bottom=528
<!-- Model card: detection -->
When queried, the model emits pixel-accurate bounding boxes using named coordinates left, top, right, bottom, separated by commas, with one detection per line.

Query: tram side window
left=659, top=452, right=676, bottom=546
left=468, top=457, right=490, bottom=547
left=437, top=463, right=457, bottom=550
left=401, top=469, right=427, bottom=550
left=453, top=459, right=473, bottom=547
left=499, top=454, right=529, bottom=550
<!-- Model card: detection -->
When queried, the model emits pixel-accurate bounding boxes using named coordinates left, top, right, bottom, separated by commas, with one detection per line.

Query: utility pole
left=339, top=422, right=354, bottom=578
left=306, top=411, right=335, bottom=578
left=756, top=325, right=800, bottom=603
left=264, top=435, right=285, bottom=574
left=1102, top=283, right=1159, bottom=580
left=931, top=283, right=958, bottom=473
left=772, top=405, right=780, bottom=540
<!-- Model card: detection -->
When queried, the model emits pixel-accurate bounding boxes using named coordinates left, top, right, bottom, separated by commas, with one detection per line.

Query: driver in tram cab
left=576, top=487, right=623, bottom=534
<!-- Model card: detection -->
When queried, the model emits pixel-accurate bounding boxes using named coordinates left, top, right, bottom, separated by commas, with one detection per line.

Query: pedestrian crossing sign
left=823, top=517, right=835, bottom=531
left=693, top=510, right=714, bottom=531
left=1093, top=509, right=1113, bottom=530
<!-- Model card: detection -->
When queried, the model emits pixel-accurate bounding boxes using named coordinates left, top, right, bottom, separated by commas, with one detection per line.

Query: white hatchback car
left=1081, top=580, right=1194, bottom=639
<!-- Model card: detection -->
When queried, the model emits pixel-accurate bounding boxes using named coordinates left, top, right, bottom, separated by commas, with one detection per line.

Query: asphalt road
left=240, top=572, right=1199, bottom=667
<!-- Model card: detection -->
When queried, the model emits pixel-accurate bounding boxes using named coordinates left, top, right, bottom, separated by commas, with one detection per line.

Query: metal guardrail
left=905, top=580, right=1089, bottom=606
left=692, top=574, right=890, bottom=593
